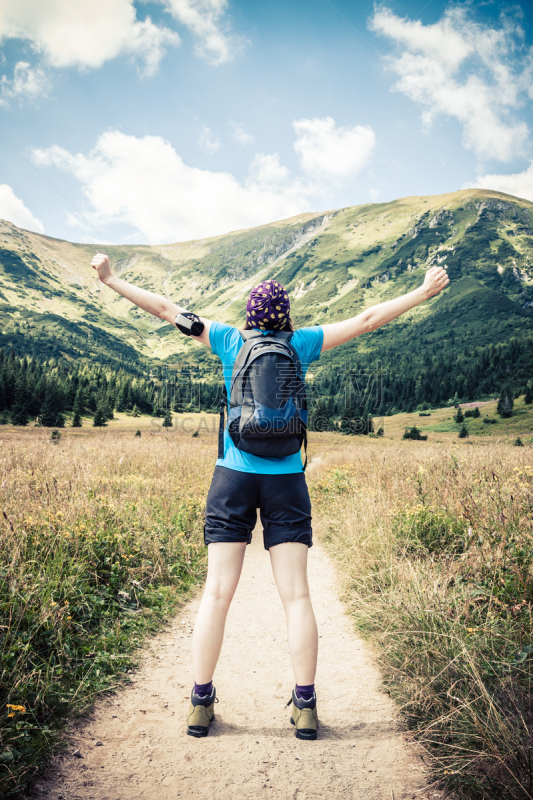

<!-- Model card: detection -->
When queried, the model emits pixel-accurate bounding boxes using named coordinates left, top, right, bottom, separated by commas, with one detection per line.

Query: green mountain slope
left=1, top=188, right=532, bottom=386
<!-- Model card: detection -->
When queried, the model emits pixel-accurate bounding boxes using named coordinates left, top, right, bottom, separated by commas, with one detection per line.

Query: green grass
left=310, top=439, right=533, bottom=800
left=0, top=433, right=210, bottom=797
left=2, top=188, right=533, bottom=370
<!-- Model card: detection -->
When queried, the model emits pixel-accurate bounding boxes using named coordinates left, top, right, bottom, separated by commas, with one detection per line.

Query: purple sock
left=295, top=683, right=315, bottom=701
left=194, top=680, right=213, bottom=698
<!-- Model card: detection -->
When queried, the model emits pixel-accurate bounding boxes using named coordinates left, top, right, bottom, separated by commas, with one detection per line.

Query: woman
left=91, top=252, right=449, bottom=740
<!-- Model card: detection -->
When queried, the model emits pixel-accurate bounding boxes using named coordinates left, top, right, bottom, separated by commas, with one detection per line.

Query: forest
left=2, top=329, right=532, bottom=429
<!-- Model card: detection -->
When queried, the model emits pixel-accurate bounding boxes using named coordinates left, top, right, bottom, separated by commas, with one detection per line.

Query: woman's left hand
left=421, top=266, right=449, bottom=299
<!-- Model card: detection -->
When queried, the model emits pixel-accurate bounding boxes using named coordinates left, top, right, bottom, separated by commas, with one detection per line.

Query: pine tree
left=93, top=407, right=107, bottom=427
left=340, top=406, right=359, bottom=435
left=71, top=404, right=82, bottom=427
left=162, top=409, right=173, bottom=428
left=10, top=375, right=29, bottom=426
left=525, top=383, right=533, bottom=405
left=100, top=400, right=113, bottom=421
left=514, top=436, right=524, bottom=447
left=132, top=404, right=140, bottom=417
left=458, top=423, right=469, bottom=438
left=73, top=386, right=85, bottom=415
left=39, top=380, right=65, bottom=427
left=116, top=384, right=127, bottom=412
left=454, top=407, right=464, bottom=424
left=472, top=406, right=481, bottom=418
left=497, top=388, right=513, bottom=418
left=135, top=429, right=141, bottom=437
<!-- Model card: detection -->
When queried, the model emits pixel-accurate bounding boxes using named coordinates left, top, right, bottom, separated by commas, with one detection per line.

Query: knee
left=203, top=578, right=236, bottom=606
left=280, top=584, right=310, bottom=607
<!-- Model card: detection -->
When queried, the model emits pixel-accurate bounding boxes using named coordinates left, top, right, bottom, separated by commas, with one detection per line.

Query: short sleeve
left=209, top=321, right=241, bottom=361
left=291, top=326, right=323, bottom=371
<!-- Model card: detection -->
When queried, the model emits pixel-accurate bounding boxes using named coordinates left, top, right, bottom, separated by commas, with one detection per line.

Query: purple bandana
left=246, top=279, right=290, bottom=330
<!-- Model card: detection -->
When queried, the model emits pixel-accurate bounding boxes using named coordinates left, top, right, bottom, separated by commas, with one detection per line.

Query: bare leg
left=269, top=542, right=318, bottom=686
left=192, top=541, right=247, bottom=684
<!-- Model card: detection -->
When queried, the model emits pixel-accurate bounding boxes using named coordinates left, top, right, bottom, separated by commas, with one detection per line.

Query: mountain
left=1, top=188, right=533, bottom=412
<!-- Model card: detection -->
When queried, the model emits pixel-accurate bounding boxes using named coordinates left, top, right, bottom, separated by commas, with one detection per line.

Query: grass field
left=310, top=438, right=533, bottom=800
left=2, top=391, right=532, bottom=442
left=0, top=428, right=213, bottom=797
left=1, top=409, right=532, bottom=798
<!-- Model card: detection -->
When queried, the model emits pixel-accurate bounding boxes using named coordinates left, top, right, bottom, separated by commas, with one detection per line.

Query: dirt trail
left=36, top=531, right=441, bottom=800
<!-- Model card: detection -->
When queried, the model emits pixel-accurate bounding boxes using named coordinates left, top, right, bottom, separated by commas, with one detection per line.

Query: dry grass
left=309, top=438, right=533, bottom=799
left=0, top=428, right=213, bottom=797
left=2, top=422, right=532, bottom=799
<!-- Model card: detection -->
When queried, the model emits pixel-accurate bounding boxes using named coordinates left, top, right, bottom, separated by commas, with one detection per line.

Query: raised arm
left=91, top=253, right=212, bottom=348
left=321, top=265, right=449, bottom=352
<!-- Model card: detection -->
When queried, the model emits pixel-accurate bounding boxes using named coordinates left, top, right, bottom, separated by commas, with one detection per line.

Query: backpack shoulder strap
left=218, top=385, right=227, bottom=459
left=272, top=331, right=304, bottom=381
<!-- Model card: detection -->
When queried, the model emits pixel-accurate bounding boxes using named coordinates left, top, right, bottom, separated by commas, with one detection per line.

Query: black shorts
left=204, top=466, right=313, bottom=551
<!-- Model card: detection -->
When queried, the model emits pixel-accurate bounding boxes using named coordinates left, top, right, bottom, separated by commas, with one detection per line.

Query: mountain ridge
left=1, top=188, right=532, bottom=379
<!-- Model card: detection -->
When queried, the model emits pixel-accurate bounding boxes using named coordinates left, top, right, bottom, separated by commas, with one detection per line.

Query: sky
left=1, top=0, right=533, bottom=246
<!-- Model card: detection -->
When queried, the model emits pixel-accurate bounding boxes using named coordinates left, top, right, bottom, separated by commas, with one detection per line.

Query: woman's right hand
left=91, top=253, right=113, bottom=284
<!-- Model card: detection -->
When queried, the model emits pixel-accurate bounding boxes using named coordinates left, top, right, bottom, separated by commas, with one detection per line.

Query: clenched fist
left=91, top=253, right=113, bottom=284
left=421, top=265, right=449, bottom=299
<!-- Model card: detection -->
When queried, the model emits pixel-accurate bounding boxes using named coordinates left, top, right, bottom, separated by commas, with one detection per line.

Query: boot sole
left=187, top=726, right=209, bottom=738
left=290, top=718, right=317, bottom=740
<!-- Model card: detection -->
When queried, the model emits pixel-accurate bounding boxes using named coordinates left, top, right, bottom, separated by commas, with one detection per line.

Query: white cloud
left=0, top=0, right=179, bottom=75
left=199, top=126, right=221, bottom=152
left=162, top=0, right=245, bottom=65
left=293, top=117, right=376, bottom=181
left=33, top=131, right=313, bottom=243
left=0, top=60, right=48, bottom=106
left=369, top=6, right=532, bottom=162
left=469, top=163, right=533, bottom=203
left=231, top=122, right=254, bottom=146
left=0, top=184, right=45, bottom=232
left=0, top=1, right=243, bottom=108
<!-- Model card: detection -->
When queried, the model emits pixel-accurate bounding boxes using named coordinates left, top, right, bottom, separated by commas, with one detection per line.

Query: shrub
left=403, top=426, right=428, bottom=441
left=393, top=505, right=469, bottom=554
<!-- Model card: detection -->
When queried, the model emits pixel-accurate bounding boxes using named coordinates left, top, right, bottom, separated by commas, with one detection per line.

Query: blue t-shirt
left=210, top=322, right=324, bottom=474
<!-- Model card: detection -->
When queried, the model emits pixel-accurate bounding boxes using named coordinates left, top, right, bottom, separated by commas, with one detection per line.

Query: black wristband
left=174, top=312, right=204, bottom=337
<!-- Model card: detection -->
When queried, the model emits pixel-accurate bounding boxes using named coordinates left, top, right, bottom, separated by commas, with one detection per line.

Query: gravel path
left=35, top=530, right=441, bottom=800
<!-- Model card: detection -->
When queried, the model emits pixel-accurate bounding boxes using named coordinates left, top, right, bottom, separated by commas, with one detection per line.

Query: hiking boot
left=288, top=688, right=318, bottom=740
left=186, top=685, right=217, bottom=737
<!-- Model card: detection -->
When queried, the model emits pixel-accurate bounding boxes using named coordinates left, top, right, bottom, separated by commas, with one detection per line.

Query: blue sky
left=1, top=0, right=532, bottom=245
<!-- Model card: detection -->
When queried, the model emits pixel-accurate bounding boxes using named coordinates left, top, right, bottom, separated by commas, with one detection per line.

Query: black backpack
left=218, top=330, right=308, bottom=469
